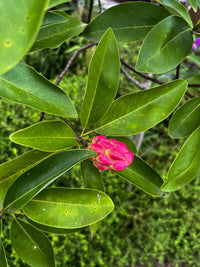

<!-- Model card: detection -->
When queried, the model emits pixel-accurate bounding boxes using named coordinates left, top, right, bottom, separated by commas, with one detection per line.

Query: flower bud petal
left=112, top=161, right=128, bottom=171
left=93, top=161, right=109, bottom=171
left=97, top=154, right=113, bottom=165
left=88, top=143, right=104, bottom=154
left=107, top=148, right=124, bottom=161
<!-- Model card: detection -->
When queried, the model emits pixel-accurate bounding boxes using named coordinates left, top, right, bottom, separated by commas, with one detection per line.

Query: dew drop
left=123, top=120, right=125, bottom=123
left=34, top=246, right=37, bottom=249
left=43, top=208, right=45, bottom=211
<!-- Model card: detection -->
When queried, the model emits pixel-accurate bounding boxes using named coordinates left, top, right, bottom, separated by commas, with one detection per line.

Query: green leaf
left=0, top=241, right=8, bottom=267
left=0, top=0, right=49, bottom=75
left=83, top=2, right=170, bottom=42
left=161, top=126, right=200, bottom=192
left=26, top=217, right=82, bottom=235
left=10, top=121, right=77, bottom=152
left=107, top=136, right=137, bottom=154
left=116, top=155, right=164, bottom=197
left=188, top=0, right=198, bottom=12
left=94, top=79, right=187, bottom=136
left=81, top=159, right=105, bottom=237
left=169, top=97, right=200, bottom=138
left=187, top=55, right=200, bottom=67
left=80, top=28, right=120, bottom=128
left=0, top=63, right=77, bottom=117
left=11, top=219, right=55, bottom=267
left=31, top=11, right=85, bottom=51
left=3, top=149, right=96, bottom=212
left=136, top=16, right=193, bottom=74
left=81, top=160, right=105, bottom=191
left=23, top=188, right=114, bottom=228
left=156, top=0, right=193, bottom=27
left=47, top=0, right=70, bottom=9
left=0, top=150, right=51, bottom=209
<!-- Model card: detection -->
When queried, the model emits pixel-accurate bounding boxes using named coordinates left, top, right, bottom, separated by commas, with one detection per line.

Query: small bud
left=87, top=136, right=134, bottom=171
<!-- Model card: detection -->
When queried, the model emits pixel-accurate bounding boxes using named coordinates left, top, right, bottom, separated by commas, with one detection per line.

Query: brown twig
left=98, top=0, right=102, bottom=13
left=120, top=65, right=146, bottom=90
left=175, top=64, right=180, bottom=79
left=87, top=0, right=94, bottom=23
left=188, top=83, right=200, bottom=87
left=39, top=112, right=45, bottom=122
left=120, top=57, right=164, bottom=85
left=61, top=117, right=89, bottom=147
left=140, top=131, right=167, bottom=158
left=55, top=42, right=97, bottom=86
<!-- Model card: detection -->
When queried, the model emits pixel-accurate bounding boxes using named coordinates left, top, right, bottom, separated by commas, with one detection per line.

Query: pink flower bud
left=87, top=136, right=134, bottom=171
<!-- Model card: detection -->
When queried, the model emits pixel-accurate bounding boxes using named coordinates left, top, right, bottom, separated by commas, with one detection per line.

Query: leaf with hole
left=0, top=63, right=77, bottom=117
left=11, top=219, right=55, bottom=267
left=83, top=2, right=170, bottom=42
left=93, top=79, right=187, bottom=136
left=116, top=155, right=164, bottom=197
left=23, top=188, right=114, bottom=228
left=0, top=0, right=49, bottom=75
left=161, top=126, right=200, bottom=192
left=3, top=149, right=96, bottom=212
left=10, top=121, right=77, bottom=152
left=136, top=16, right=193, bottom=74
left=31, top=11, right=85, bottom=51
left=0, top=150, right=51, bottom=209
left=169, top=97, right=200, bottom=138
left=81, top=28, right=120, bottom=128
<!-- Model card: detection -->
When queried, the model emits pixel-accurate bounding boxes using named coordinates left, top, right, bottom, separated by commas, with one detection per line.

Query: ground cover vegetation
left=0, top=0, right=200, bottom=266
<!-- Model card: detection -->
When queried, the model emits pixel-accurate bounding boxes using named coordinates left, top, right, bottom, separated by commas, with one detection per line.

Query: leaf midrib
left=94, top=81, right=185, bottom=130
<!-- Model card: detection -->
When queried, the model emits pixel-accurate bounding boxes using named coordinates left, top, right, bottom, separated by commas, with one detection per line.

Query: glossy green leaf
left=0, top=150, right=51, bottom=209
left=136, top=16, right=193, bottom=74
left=81, top=160, right=105, bottom=191
left=0, top=240, right=6, bottom=265
left=3, top=149, right=95, bottom=212
left=0, top=63, right=77, bottom=117
left=23, top=188, right=114, bottom=228
left=156, top=0, right=193, bottom=27
left=94, top=79, right=187, bottom=136
left=116, top=155, right=164, bottom=197
left=161, top=126, right=200, bottom=192
left=26, top=217, right=82, bottom=235
left=0, top=241, right=8, bottom=267
left=10, top=121, right=77, bottom=152
left=81, top=159, right=105, bottom=237
left=188, top=0, right=198, bottom=12
left=0, top=0, right=49, bottom=75
left=107, top=136, right=137, bottom=154
left=31, top=11, right=85, bottom=51
left=80, top=28, right=120, bottom=128
left=11, top=219, right=55, bottom=267
left=47, top=0, right=70, bottom=9
left=169, top=97, right=200, bottom=138
left=83, top=2, right=170, bottom=42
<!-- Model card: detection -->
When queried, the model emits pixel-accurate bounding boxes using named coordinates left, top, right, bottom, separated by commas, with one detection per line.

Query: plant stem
left=87, top=0, right=94, bottom=23
left=120, top=65, right=146, bottom=90
left=55, top=42, right=96, bottom=86
left=61, top=117, right=89, bottom=147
